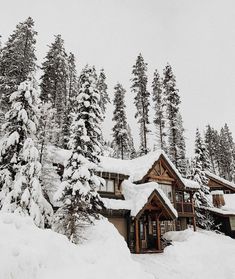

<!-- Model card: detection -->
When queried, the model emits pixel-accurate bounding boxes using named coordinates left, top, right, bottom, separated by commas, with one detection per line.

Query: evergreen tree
left=97, top=68, right=110, bottom=119
left=62, top=52, right=78, bottom=148
left=53, top=66, right=103, bottom=243
left=0, top=17, right=37, bottom=118
left=219, top=124, right=235, bottom=181
left=204, top=125, right=219, bottom=174
left=0, top=79, right=53, bottom=227
left=40, top=35, right=68, bottom=146
left=192, top=129, right=214, bottom=229
left=175, top=112, right=187, bottom=176
left=163, top=64, right=186, bottom=172
left=152, top=69, right=166, bottom=151
left=127, top=124, right=136, bottom=159
left=112, top=83, right=130, bottom=159
left=131, top=53, right=150, bottom=155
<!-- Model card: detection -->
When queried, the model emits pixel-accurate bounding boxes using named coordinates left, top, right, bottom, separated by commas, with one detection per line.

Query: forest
left=0, top=17, right=234, bottom=238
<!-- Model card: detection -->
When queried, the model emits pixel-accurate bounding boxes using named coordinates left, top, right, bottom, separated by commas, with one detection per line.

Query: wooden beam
left=135, top=219, right=140, bottom=254
left=148, top=175, right=175, bottom=182
left=156, top=217, right=161, bottom=250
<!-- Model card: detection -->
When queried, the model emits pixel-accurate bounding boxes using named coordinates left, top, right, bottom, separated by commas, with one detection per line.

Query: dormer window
left=99, top=179, right=115, bottom=193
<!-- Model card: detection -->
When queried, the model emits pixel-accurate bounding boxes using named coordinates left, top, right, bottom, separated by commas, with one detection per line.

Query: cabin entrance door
left=146, top=214, right=158, bottom=250
left=139, top=212, right=159, bottom=252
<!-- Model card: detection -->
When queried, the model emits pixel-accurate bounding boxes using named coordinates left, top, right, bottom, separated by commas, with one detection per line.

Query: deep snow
left=0, top=213, right=153, bottom=279
left=133, top=229, right=235, bottom=279
left=1, top=213, right=235, bottom=279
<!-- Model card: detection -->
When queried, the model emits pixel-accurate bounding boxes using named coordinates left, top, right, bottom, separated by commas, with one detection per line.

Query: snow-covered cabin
left=51, top=148, right=199, bottom=253
left=203, top=191, right=235, bottom=238
left=205, top=171, right=235, bottom=194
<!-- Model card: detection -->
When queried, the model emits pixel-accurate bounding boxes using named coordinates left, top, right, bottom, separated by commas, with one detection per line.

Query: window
left=184, top=192, right=191, bottom=203
left=98, top=179, right=115, bottom=193
left=225, top=190, right=231, bottom=194
left=176, top=192, right=183, bottom=202
left=158, top=184, right=173, bottom=202
left=230, top=217, right=235, bottom=231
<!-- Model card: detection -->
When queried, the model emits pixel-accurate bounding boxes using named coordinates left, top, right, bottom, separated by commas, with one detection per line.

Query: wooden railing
left=176, top=202, right=193, bottom=213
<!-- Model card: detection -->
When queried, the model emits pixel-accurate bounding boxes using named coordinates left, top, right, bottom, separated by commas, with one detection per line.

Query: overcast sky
left=1, top=0, right=235, bottom=156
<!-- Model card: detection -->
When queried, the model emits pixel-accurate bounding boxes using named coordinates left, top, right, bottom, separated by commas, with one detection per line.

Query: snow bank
left=0, top=213, right=153, bottom=279
left=133, top=229, right=235, bottom=279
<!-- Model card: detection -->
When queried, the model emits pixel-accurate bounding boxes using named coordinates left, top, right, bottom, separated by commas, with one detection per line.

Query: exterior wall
left=207, top=178, right=235, bottom=194
left=108, top=217, right=128, bottom=241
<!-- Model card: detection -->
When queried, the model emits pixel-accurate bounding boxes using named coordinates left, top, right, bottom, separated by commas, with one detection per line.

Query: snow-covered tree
left=40, top=35, right=68, bottom=146
left=192, top=129, right=214, bottom=229
left=53, top=66, right=104, bottom=243
left=175, top=112, right=187, bottom=176
left=163, top=64, right=186, bottom=173
left=0, top=79, right=53, bottom=227
left=112, top=83, right=131, bottom=159
left=62, top=52, right=78, bottom=149
left=0, top=17, right=37, bottom=129
left=131, top=53, right=150, bottom=155
left=205, top=125, right=219, bottom=174
left=152, top=69, right=166, bottom=151
left=97, top=68, right=110, bottom=119
left=219, top=124, right=235, bottom=181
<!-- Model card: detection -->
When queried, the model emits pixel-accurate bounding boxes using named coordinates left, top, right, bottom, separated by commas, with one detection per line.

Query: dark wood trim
left=135, top=219, right=140, bottom=253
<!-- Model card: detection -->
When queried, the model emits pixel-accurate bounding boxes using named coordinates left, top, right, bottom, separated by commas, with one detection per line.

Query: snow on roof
left=102, top=180, right=178, bottom=218
left=182, top=178, right=200, bottom=189
left=51, top=146, right=198, bottom=190
left=205, top=171, right=235, bottom=190
left=204, top=194, right=235, bottom=216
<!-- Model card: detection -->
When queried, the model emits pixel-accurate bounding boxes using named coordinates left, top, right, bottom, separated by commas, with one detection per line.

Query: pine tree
left=0, top=17, right=37, bottom=135
left=163, top=64, right=186, bottom=172
left=175, top=112, right=187, bottom=176
left=0, top=79, right=53, bottom=227
left=152, top=69, right=166, bottom=151
left=192, top=129, right=214, bottom=229
left=131, top=54, right=150, bottom=155
left=205, top=125, right=219, bottom=174
left=62, top=52, right=78, bottom=148
left=97, top=68, right=110, bottom=119
left=53, top=66, right=103, bottom=243
left=40, top=35, right=68, bottom=146
left=112, top=83, right=131, bottom=159
left=219, top=124, right=235, bottom=181
left=127, top=124, right=136, bottom=159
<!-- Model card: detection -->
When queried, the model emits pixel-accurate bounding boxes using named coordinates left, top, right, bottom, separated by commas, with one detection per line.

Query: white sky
left=1, top=0, right=235, bottom=156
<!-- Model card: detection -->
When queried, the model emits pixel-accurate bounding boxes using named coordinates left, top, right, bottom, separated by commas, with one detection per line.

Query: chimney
left=211, top=191, right=225, bottom=208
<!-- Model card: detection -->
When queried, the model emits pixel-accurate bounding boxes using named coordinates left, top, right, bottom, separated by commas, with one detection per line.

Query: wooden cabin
left=204, top=191, right=235, bottom=239
left=206, top=171, right=235, bottom=194
left=96, top=151, right=199, bottom=253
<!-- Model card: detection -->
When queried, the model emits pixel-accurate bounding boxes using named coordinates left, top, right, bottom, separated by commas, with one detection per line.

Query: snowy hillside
left=134, top=229, right=235, bottom=279
left=0, top=213, right=153, bottom=279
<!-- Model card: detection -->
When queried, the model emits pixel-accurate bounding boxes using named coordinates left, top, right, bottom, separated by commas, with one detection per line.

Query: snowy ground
left=0, top=213, right=153, bottom=279
left=133, top=229, right=235, bottom=279
left=1, top=213, right=235, bottom=279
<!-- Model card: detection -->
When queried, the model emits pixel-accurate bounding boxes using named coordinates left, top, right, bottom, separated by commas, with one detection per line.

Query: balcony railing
left=176, top=202, right=193, bottom=213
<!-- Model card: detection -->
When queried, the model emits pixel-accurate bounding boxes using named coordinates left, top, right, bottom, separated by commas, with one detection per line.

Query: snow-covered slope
left=0, top=213, right=153, bottom=279
left=133, top=229, right=235, bottom=279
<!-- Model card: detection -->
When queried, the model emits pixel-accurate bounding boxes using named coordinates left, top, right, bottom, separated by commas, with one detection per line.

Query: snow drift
left=0, top=213, right=153, bottom=279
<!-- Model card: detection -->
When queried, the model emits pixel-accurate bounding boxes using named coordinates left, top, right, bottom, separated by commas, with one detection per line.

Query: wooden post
left=192, top=196, right=197, bottom=231
left=135, top=219, right=140, bottom=253
left=156, top=218, right=161, bottom=251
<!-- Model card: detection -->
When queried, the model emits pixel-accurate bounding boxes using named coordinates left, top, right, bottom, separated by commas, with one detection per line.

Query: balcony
left=176, top=202, right=193, bottom=214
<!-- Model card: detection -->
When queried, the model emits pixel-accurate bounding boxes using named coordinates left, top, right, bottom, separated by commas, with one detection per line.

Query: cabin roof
left=102, top=180, right=178, bottom=218
left=205, top=171, right=235, bottom=190
left=50, top=146, right=199, bottom=190
left=203, top=194, right=235, bottom=216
